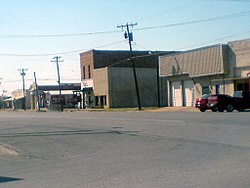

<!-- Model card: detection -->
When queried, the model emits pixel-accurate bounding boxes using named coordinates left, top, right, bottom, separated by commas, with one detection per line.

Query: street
left=0, top=110, right=250, bottom=188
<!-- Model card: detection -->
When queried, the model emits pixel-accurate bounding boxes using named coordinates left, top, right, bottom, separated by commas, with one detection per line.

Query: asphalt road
left=0, top=110, right=250, bottom=188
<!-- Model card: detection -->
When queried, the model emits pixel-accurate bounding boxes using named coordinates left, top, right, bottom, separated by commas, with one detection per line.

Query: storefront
left=159, top=38, right=250, bottom=107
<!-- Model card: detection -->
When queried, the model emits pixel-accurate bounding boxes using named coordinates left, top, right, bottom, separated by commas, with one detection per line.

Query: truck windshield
left=233, top=91, right=243, bottom=98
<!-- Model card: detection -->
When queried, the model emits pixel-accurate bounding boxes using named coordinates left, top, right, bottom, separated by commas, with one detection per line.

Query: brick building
left=80, top=49, right=173, bottom=108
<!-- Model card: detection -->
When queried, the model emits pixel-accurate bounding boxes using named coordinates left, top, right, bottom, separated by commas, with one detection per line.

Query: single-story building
left=29, top=83, right=81, bottom=110
left=159, top=38, right=250, bottom=106
left=8, top=89, right=31, bottom=110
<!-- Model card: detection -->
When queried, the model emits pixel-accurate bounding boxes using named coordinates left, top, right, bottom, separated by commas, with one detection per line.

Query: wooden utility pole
left=51, top=56, right=64, bottom=111
left=117, top=22, right=141, bottom=110
left=34, top=72, right=41, bottom=111
left=18, top=68, right=28, bottom=110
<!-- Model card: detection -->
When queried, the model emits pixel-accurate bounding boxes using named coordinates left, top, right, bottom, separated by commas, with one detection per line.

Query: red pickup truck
left=232, top=91, right=250, bottom=111
left=207, top=91, right=250, bottom=112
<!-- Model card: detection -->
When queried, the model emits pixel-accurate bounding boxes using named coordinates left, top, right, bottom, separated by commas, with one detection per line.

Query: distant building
left=159, top=38, right=250, bottom=107
left=29, top=83, right=81, bottom=110
left=10, top=89, right=31, bottom=110
left=80, top=49, right=174, bottom=108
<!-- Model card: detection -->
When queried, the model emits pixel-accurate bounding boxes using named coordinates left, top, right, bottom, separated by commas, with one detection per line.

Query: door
left=183, top=80, right=194, bottom=106
left=171, top=81, right=182, bottom=106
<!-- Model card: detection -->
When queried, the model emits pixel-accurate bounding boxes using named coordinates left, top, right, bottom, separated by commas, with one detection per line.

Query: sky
left=0, top=0, right=250, bottom=95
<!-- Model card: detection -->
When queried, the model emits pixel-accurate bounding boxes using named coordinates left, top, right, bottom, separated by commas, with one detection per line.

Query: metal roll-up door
left=183, top=80, right=194, bottom=106
left=171, top=81, right=182, bottom=106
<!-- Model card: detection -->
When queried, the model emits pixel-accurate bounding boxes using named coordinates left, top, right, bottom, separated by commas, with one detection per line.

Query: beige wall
left=228, top=39, right=250, bottom=78
left=93, top=67, right=166, bottom=108
left=93, top=68, right=109, bottom=96
left=159, top=45, right=228, bottom=78
left=93, top=68, right=110, bottom=107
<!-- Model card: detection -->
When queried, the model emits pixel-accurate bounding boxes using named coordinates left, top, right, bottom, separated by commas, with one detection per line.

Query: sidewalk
left=1, top=106, right=199, bottom=113
left=64, top=106, right=199, bottom=112
left=144, top=106, right=199, bottom=112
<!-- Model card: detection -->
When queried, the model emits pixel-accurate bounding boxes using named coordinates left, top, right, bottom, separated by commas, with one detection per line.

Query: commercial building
left=159, top=38, right=250, bottom=107
left=80, top=49, right=173, bottom=108
left=8, top=89, right=31, bottom=110
left=29, top=83, right=81, bottom=110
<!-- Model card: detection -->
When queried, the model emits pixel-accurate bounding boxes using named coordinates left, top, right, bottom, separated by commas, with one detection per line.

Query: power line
left=0, top=10, right=249, bottom=39
left=0, top=30, right=120, bottom=38
left=135, top=10, right=250, bottom=31
left=0, top=40, right=126, bottom=57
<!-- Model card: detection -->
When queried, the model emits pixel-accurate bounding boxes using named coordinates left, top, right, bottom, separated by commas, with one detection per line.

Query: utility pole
left=34, top=72, right=41, bottom=111
left=117, top=22, right=141, bottom=110
left=2, top=90, right=7, bottom=110
left=18, top=68, right=28, bottom=110
left=51, top=56, right=64, bottom=111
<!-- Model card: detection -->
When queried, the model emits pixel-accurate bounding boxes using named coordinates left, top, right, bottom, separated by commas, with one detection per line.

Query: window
left=83, top=66, right=86, bottom=79
left=88, top=65, right=91, bottom=78
left=216, top=85, right=220, bottom=94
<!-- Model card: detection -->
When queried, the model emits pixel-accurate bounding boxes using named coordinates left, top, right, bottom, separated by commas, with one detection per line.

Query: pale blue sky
left=1, top=0, right=250, bottom=94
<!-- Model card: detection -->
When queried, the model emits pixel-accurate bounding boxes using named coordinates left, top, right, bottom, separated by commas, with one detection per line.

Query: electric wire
left=0, top=10, right=249, bottom=57
left=135, top=10, right=250, bottom=31
left=0, top=40, right=126, bottom=57
left=0, top=10, right=249, bottom=39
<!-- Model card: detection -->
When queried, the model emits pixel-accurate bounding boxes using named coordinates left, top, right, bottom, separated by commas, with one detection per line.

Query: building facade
left=80, top=49, right=172, bottom=108
left=159, top=38, right=250, bottom=107
left=11, top=89, right=31, bottom=110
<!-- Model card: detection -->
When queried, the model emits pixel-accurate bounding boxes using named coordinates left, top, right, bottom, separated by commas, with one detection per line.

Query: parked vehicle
left=233, top=91, right=250, bottom=111
left=195, top=94, right=212, bottom=112
left=207, top=94, right=235, bottom=112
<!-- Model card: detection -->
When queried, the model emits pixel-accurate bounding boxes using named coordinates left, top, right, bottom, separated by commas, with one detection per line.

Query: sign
left=51, top=95, right=65, bottom=105
left=81, top=79, right=93, bottom=88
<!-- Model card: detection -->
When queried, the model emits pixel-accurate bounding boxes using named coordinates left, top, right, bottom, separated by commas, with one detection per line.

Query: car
left=207, top=94, right=235, bottom=112
left=195, top=94, right=211, bottom=112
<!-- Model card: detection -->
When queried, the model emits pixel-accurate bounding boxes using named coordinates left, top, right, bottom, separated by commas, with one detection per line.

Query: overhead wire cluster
left=0, top=10, right=249, bottom=57
left=0, top=10, right=249, bottom=39
left=1, top=9, right=250, bottom=86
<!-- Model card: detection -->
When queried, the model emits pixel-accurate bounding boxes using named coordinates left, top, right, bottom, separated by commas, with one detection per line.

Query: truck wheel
left=199, top=108, right=206, bottom=112
left=211, top=106, right=218, bottom=112
left=226, top=104, right=234, bottom=112
left=218, top=108, right=225, bottom=112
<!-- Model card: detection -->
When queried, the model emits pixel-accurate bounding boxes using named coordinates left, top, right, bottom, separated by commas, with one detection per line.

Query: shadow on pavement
left=0, top=176, right=23, bottom=183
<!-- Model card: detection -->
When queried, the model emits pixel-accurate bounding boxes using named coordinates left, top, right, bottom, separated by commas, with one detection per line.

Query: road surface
left=0, top=110, right=250, bottom=188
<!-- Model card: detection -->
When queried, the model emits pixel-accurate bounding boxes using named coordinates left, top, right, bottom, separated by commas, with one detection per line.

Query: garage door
left=171, top=81, right=182, bottom=106
left=183, top=80, right=194, bottom=106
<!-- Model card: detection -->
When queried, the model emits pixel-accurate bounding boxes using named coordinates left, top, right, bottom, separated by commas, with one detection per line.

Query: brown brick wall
left=80, top=50, right=94, bottom=80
